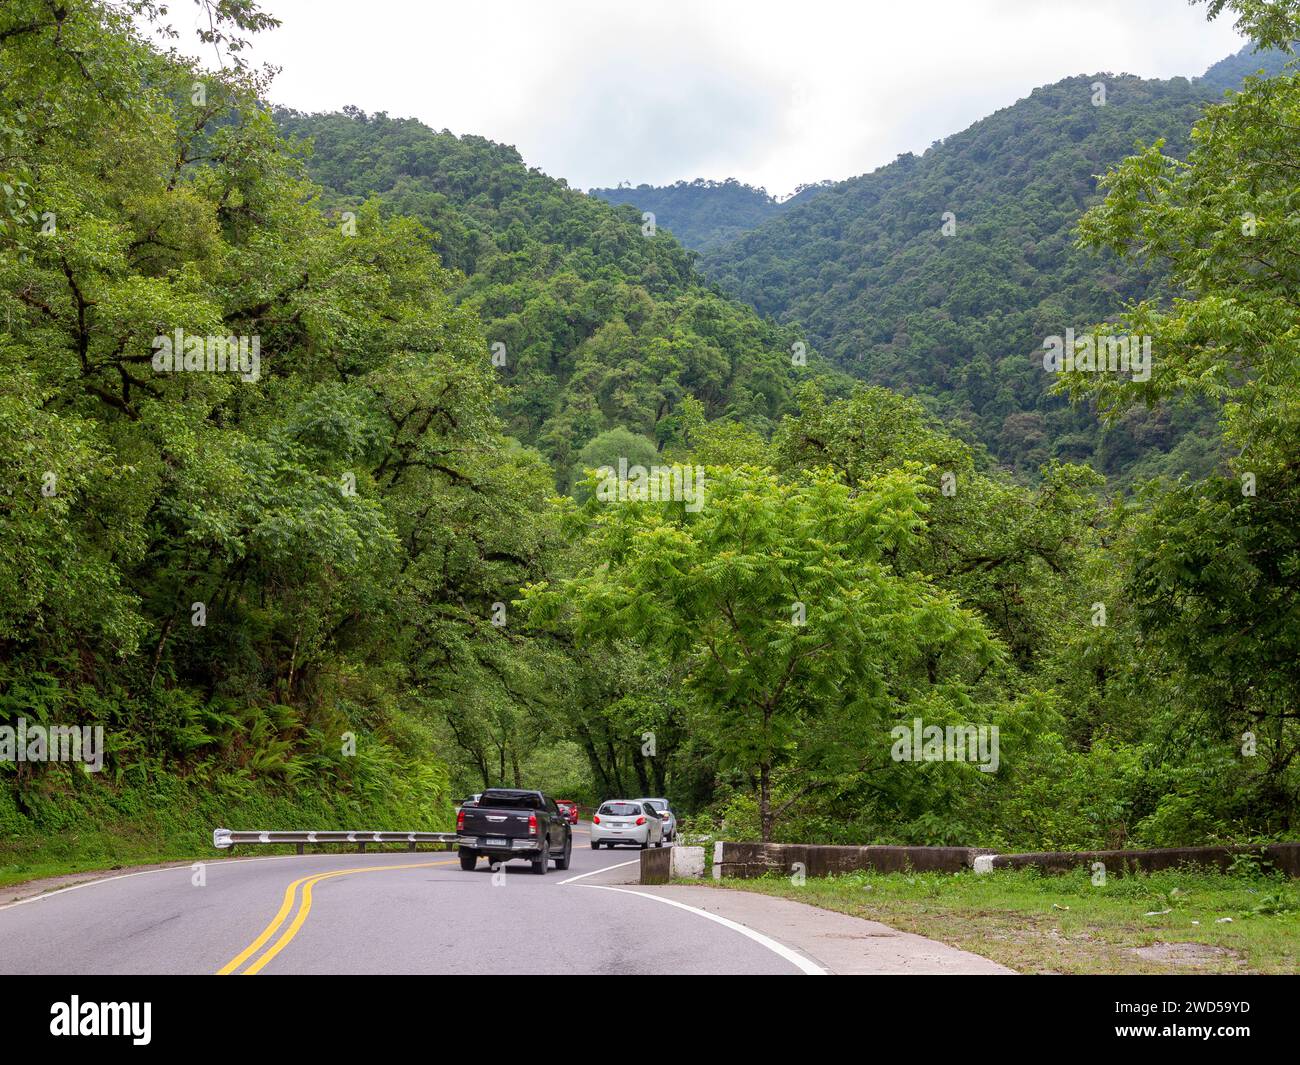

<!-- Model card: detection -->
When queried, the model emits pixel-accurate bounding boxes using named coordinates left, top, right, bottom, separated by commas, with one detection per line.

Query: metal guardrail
left=213, top=828, right=459, bottom=854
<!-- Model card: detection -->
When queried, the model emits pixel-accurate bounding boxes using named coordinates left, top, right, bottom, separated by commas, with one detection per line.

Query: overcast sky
left=162, top=0, right=1247, bottom=198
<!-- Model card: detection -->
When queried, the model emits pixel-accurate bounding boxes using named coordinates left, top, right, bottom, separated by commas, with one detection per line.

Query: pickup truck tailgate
left=461, top=807, right=534, bottom=839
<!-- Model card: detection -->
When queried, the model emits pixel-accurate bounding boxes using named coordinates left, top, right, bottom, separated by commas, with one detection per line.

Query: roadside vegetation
left=2, top=0, right=1299, bottom=890
left=0, top=771, right=447, bottom=889
left=707, top=864, right=1300, bottom=974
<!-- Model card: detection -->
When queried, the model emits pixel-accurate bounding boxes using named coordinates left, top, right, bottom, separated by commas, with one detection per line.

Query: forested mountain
left=3, top=1, right=1297, bottom=873
left=581, top=44, right=1284, bottom=262
left=1, top=1, right=579, bottom=863
left=273, top=112, right=842, bottom=488
left=700, top=45, right=1289, bottom=481
left=1198, top=38, right=1290, bottom=88
left=588, top=178, right=803, bottom=252
left=0, top=1, right=848, bottom=871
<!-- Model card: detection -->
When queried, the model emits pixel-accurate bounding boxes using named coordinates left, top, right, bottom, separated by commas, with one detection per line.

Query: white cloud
left=159, top=0, right=1247, bottom=197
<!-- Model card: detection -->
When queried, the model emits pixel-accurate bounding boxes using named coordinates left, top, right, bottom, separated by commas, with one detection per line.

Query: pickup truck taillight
left=456, top=808, right=465, bottom=831
left=592, top=815, right=600, bottom=824
left=528, top=813, right=537, bottom=836
left=635, top=816, right=646, bottom=825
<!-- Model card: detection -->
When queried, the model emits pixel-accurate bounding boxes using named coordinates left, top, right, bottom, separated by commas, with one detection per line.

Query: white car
left=590, top=800, right=665, bottom=849
left=633, top=797, right=676, bottom=842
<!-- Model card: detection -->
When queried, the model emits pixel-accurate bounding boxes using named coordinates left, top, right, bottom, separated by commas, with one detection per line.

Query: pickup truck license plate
left=486, top=837, right=507, bottom=847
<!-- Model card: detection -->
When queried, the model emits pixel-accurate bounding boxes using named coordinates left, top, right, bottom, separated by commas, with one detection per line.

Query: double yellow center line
left=217, top=858, right=456, bottom=975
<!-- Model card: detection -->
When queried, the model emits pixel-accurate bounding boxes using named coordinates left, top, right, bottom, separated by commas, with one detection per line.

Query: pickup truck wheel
left=555, top=835, right=572, bottom=871
left=458, top=849, right=478, bottom=871
left=531, top=848, right=548, bottom=875
left=590, top=841, right=599, bottom=850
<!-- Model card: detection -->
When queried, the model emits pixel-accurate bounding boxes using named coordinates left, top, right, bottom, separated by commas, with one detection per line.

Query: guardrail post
left=358, top=841, right=366, bottom=853
left=408, top=842, right=416, bottom=852
left=296, top=843, right=304, bottom=855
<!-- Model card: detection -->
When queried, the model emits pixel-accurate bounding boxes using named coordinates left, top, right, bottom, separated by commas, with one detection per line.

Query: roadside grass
left=705, top=864, right=1300, bottom=974
left=1, top=853, right=198, bottom=891
left=0, top=774, right=453, bottom=891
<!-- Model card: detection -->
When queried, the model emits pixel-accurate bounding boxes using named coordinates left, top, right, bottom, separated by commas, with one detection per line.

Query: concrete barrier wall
left=671, top=845, right=705, bottom=878
left=714, top=842, right=980, bottom=879
left=992, top=843, right=1300, bottom=878
left=639, top=845, right=672, bottom=884
left=712, top=841, right=1300, bottom=880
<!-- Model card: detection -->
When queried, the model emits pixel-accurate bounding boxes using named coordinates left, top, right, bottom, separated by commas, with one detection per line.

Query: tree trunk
left=759, top=761, right=773, bottom=842
left=285, top=629, right=300, bottom=701
left=605, top=738, right=624, bottom=794
left=633, top=751, right=651, bottom=794
left=577, top=725, right=612, bottom=796
left=146, top=612, right=177, bottom=689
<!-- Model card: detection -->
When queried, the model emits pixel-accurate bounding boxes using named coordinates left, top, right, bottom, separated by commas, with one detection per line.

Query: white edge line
left=579, top=884, right=828, bottom=975
left=0, top=851, right=430, bottom=912
left=555, top=858, right=640, bottom=885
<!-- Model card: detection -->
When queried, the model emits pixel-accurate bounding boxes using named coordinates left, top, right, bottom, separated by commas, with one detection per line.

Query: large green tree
left=523, top=466, right=1000, bottom=840
left=1060, top=0, right=1300, bottom=835
left=0, top=0, right=569, bottom=843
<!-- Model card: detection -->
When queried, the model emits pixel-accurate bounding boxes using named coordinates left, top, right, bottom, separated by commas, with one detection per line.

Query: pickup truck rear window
left=598, top=803, right=642, bottom=816
left=480, top=792, right=543, bottom=809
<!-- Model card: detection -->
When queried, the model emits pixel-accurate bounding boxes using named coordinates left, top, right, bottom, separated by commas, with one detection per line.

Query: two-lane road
left=0, top=825, right=812, bottom=974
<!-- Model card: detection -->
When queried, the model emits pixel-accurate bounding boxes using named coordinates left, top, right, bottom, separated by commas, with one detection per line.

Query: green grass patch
left=707, top=864, right=1300, bottom=974
left=0, top=770, right=452, bottom=890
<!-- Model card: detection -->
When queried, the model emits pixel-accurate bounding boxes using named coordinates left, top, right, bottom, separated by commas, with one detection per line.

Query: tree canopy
left=3, top=0, right=1298, bottom=860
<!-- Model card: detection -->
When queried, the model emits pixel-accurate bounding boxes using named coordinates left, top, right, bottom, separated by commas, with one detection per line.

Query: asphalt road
left=0, top=824, right=802, bottom=974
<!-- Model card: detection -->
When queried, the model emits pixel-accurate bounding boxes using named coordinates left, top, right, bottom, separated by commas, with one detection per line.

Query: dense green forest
left=0, top=0, right=566, bottom=868
left=272, top=111, right=844, bottom=490
left=1, top=0, right=1297, bottom=873
left=700, top=44, right=1289, bottom=483
left=588, top=178, right=815, bottom=252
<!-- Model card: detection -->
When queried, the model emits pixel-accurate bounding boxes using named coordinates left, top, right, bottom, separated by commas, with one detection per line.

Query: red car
left=555, top=800, right=579, bottom=825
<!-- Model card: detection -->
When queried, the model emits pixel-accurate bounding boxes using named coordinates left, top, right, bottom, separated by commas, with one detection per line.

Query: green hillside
left=700, top=46, right=1289, bottom=481
left=3, top=1, right=1298, bottom=877
left=587, top=178, right=795, bottom=252
left=274, top=111, right=844, bottom=487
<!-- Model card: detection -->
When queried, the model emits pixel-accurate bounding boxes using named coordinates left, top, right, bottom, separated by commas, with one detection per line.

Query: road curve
left=0, top=825, right=808, bottom=975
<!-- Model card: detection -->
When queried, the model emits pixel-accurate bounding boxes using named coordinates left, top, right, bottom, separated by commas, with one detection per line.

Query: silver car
left=590, top=800, right=665, bottom=849
left=634, top=797, right=676, bottom=842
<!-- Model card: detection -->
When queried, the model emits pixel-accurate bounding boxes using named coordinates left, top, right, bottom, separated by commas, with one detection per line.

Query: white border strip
left=580, top=884, right=827, bottom=975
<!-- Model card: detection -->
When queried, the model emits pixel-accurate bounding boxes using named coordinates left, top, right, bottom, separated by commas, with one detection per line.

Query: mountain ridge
left=691, top=44, right=1290, bottom=480
left=273, top=108, right=848, bottom=487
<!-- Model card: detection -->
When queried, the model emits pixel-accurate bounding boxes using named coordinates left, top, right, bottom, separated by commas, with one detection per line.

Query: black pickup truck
left=456, top=788, right=572, bottom=874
